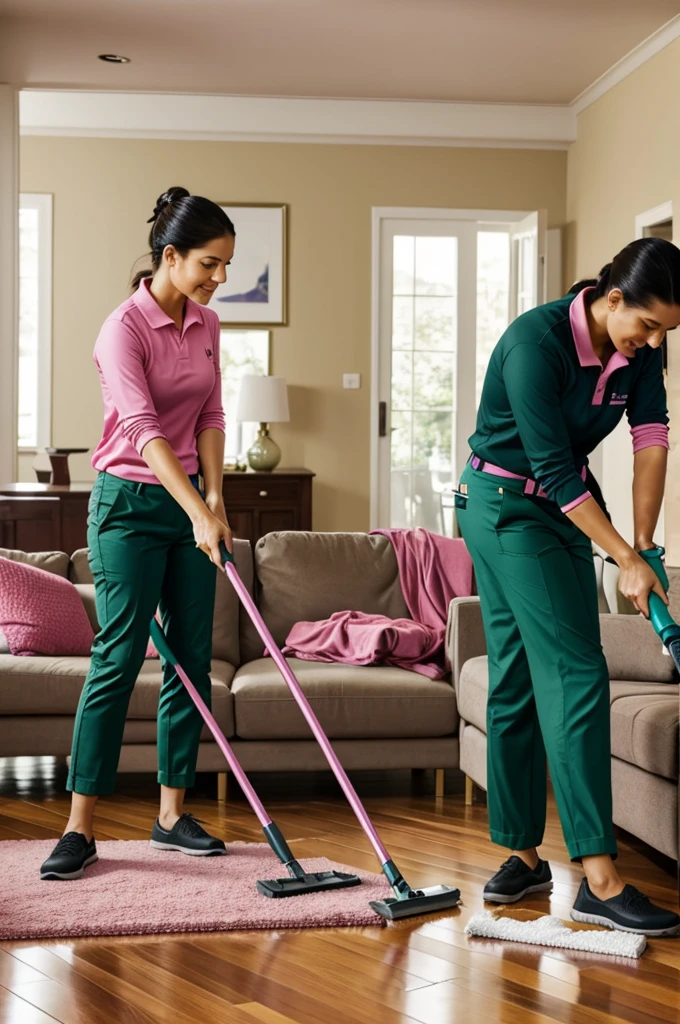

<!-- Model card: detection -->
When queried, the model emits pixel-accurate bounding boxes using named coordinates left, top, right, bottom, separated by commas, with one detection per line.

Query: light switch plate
left=343, top=373, right=361, bottom=389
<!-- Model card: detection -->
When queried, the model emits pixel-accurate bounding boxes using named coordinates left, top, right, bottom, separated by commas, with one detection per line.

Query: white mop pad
left=465, top=910, right=647, bottom=959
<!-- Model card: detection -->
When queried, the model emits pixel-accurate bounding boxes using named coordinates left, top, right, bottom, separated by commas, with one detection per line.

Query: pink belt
left=469, top=454, right=587, bottom=499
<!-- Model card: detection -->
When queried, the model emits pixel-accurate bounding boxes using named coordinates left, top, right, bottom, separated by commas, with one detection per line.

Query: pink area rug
left=0, top=841, right=390, bottom=941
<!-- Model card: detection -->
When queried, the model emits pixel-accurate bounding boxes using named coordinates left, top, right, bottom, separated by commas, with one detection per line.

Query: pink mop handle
left=150, top=617, right=272, bottom=830
left=224, top=561, right=392, bottom=867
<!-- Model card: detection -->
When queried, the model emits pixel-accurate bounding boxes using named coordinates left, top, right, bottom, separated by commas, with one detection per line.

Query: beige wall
left=566, top=36, right=680, bottom=564
left=20, top=136, right=566, bottom=530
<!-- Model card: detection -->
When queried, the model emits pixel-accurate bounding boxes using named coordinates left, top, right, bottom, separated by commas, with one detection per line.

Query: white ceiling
left=0, top=0, right=678, bottom=106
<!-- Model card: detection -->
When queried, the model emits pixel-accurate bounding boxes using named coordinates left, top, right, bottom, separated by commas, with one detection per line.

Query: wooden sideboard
left=222, top=468, right=314, bottom=546
left=0, top=469, right=314, bottom=553
left=0, top=484, right=91, bottom=554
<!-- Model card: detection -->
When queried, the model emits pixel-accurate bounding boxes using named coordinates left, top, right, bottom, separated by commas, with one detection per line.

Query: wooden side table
left=222, top=468, right=314, bottom=546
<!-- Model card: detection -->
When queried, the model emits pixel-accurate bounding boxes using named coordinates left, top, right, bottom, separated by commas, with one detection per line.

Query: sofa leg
left=217, top=772, right=227, bottom=803
left=465, top=775, right=474, bottom=806
left=435, top=768, right=445, bottom=798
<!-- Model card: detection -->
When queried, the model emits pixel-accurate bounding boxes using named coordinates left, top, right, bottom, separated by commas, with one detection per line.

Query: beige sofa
left=450, top=563, right=680, bottom=864
left=0, top=532, right=461, bottom=798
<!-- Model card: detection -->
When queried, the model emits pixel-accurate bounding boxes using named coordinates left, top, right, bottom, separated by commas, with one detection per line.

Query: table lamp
left=236, top=375, right=290, bottom=471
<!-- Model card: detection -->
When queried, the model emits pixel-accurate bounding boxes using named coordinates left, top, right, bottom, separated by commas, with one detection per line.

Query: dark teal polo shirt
left=469, top=288, right=669, bottom=511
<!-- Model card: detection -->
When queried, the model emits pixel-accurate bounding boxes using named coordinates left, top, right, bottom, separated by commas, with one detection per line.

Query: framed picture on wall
left=220, top=329, right=271, bottom=460
left=208, top=204, right=287, bottom=327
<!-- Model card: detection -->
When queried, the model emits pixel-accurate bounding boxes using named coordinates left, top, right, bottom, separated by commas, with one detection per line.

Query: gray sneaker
left=150, top=813, right=227, bottom=856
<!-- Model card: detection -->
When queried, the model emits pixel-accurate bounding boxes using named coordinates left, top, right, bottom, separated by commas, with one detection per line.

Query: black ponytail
left=131, top=186, right=235, bottom=290
left=568, top=238, right=680, bottom=308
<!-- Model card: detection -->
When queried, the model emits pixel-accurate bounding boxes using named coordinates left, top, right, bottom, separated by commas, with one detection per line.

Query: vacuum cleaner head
left=369, top=884, right=461, bottom=920
left=257, top=870, right=361, bottom=898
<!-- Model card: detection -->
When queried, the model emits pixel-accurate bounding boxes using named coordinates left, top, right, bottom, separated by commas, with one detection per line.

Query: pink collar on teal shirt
left=569, top=287, right=630, bottom=405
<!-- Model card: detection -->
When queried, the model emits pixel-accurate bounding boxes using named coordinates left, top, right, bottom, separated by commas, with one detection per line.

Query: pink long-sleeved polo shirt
left=91, top=277, right=226, bottom=483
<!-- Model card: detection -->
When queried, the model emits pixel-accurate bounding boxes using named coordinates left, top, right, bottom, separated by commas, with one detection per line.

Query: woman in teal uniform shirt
left=458, top=237, right=680, bottom=936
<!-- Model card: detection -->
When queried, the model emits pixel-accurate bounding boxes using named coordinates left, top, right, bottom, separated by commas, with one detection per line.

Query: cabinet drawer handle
left=259, top=490, right=268, bottom=497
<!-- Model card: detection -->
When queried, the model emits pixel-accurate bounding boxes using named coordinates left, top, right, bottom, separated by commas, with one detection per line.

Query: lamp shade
left=236, top=375, right=290, bottom=423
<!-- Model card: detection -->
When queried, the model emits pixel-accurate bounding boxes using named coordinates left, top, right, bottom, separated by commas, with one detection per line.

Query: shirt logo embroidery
left=610, top=392, right=628, bottom=405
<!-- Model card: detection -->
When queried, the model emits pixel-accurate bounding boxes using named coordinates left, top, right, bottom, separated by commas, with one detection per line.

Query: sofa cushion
left=610, top=681, right=679, bottom=781
left=0, top=547, right=70, bottom=577
left=458, top=656, right=679, bottom=781
left=599, top=614, right=676, bottom=684
left=0, top=654, right=236, bottom=736
left=69, top=538, right=253, bottom=667
left=232, top=657, right=457, bottom=740
left=0, top=557, right=95, bottom=656
left=248, top=531, right=409, bottom=655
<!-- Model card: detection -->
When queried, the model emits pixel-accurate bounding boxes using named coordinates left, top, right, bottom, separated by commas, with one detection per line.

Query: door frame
left=635, top=200, right=673, bottom=239
left=369, top=206, right=533, bottom=530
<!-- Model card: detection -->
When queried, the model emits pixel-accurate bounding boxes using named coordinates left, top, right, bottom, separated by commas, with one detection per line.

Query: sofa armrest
left=446, top=596, right=486, bottom=698
left=599, top=613, right=676, bottom=683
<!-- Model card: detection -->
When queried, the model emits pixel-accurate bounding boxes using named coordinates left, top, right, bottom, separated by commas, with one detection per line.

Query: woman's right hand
left=617, top=552, right=668, bottom=618
left=192, top=509, right=233, bottom=570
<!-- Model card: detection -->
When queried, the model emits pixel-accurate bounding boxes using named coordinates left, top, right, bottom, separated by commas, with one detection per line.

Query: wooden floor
left=1, top=760, right=680, bottom=1024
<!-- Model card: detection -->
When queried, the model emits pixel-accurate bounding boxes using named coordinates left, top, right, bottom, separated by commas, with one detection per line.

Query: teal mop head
left=465, top=910, right=646, bottom=958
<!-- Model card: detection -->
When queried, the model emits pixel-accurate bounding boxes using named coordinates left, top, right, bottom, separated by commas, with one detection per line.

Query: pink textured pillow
left=0, top=556, right=95, bottom=657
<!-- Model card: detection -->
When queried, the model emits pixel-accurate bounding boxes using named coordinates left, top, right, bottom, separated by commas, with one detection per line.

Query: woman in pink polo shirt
left=41, top=187, right=236, bottom=880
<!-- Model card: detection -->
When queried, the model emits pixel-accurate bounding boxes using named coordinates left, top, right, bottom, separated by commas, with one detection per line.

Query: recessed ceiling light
left=98, top=54, right=131, bottom=64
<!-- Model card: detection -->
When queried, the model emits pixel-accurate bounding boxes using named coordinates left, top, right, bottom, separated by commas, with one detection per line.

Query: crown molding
left=19, top=90, right=576, bottom=149
left=572, top=14, right=680, bottom=114
left=18, top=16, right=680, bottom=147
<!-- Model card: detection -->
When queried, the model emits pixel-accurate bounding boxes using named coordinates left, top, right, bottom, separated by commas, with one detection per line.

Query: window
left=18, top=194, right=52, bottom=449
left=219, top=329, right=270, bottom=460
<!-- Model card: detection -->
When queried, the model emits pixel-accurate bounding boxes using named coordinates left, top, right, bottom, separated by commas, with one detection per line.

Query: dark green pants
left=67, top=472, right=217, bottom=796
left=457, top=463, right=617, bottom=861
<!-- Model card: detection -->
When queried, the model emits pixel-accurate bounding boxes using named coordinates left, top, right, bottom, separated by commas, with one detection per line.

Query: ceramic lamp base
left=246, top=424, right=281, bottom=471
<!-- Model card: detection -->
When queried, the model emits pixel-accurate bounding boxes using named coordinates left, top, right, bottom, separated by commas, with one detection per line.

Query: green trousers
left=67, top=472, right=217, bottom=796
left=457, top=463, right=617, bottom=861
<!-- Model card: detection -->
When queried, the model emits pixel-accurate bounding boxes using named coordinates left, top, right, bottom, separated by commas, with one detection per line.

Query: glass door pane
left=389, top=235, right=457, bottom=530
left=476, top=230, right=510, bottom=407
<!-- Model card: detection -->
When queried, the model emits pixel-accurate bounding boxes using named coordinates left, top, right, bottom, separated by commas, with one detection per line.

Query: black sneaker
left=40, top=831, right=98, bottom=880
left=150, top=813, right=227, bottom=856
left=571, top=878, right=680, bottom=937
left=483, top=856, right=553, bottom=903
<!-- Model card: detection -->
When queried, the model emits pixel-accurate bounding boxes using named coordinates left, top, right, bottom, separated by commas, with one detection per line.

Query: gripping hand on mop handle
left=193, top=503, right=233, bottom=569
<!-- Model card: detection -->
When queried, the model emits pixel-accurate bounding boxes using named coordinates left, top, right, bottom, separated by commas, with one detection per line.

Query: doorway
left=370, top=207, right=549, bottom=531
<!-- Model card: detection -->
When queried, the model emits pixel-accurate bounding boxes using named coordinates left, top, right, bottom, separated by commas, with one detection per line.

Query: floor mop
left=465, top=911, right=647, bottom=958
left=149, top=618, right=361, bottom=898
left=213, top=542, right=462, bottom=921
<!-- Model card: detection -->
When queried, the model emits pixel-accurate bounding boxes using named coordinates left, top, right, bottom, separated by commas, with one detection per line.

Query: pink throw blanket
left=281, top=529, right=474, bottom=678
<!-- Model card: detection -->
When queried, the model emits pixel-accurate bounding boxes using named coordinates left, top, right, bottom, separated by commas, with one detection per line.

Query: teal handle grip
left=638, top=546, right=679, bottom=641
left=639, top=545, right=669, bottom=591
left=149, top=617, right=176, bottom=664
left=219, top=540, right=234, bottom=566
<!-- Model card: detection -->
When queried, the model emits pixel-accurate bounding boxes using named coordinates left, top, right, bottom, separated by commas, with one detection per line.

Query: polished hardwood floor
left=1, top=758, right=679, bottom=1024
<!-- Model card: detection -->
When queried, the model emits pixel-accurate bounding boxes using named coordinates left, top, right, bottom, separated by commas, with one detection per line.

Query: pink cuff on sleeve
left=561, top=491, right=592, bottom=514
left=631, top=424, right=670, bottom=453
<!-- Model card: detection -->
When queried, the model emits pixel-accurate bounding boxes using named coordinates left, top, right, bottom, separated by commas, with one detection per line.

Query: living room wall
left=19, top=135, right=566, bottom=531
left=566, top=35, right=680, bottom=565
